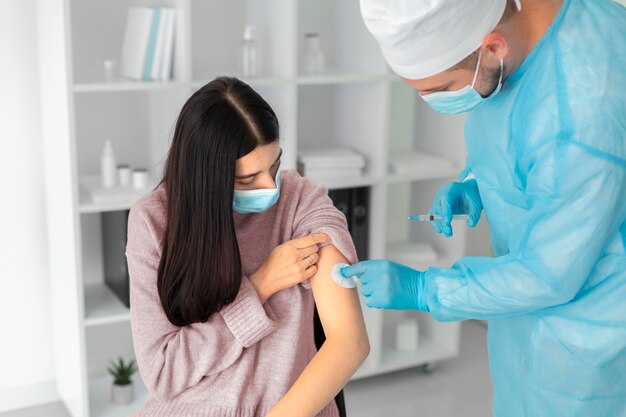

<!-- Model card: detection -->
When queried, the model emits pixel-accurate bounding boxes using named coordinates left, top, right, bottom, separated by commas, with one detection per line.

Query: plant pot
left=110, top=381, right=134, bottom=405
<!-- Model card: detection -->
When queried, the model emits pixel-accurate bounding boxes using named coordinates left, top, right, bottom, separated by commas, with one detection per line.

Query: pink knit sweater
left=126, top=169, right=358, bottom=417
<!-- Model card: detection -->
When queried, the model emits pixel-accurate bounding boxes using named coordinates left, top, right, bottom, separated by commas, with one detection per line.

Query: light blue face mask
left=422, top=50, right=504, bottom=115
left=232, top=167, right=281, bottom=214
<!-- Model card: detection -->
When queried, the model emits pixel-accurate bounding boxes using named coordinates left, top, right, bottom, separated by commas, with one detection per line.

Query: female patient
left=125, top=76, right=369, bottom=417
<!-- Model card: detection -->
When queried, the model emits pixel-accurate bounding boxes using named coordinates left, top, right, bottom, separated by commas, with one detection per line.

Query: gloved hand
left=429, top=179, right=482, bottom=237
left=340, top=260, right=429, bottom=311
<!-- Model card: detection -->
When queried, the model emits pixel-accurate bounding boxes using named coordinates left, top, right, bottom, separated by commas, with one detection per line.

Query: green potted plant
left=107, top=357, right=137, bottom=405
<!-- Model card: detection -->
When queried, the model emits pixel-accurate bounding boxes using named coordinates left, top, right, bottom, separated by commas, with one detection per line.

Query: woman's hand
left=249, top=233, right=330, bottom=303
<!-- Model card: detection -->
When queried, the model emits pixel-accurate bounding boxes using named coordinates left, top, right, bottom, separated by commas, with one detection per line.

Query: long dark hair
left=157, top=77, right=279, bottom=327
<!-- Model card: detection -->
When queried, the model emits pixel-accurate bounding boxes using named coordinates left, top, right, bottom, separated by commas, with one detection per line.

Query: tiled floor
left=1, top=321, right=492, bottom=417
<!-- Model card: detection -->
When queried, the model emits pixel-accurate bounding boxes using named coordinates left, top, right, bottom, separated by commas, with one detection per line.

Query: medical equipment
left=101, top=140, right=117, bottom=188
left=408, top=214, right=469, bottom=221
left=241, top=25, right=259, bottom=77
left=232, top=167, right=281, bottom=213
left=341, top=260, right=429, bottom=311
left=302, top=33, right=325, bottom=74
left=131, top=168, right=149, bottom=190
left=421, top=50, right=504, bottom=115
left=117, top=164, right=132, bottom=186
left=360, top=0, right=508, bottom=79
left=331, top=263, right=358, bottom=288
left=428, top=179, right=483, bottom=236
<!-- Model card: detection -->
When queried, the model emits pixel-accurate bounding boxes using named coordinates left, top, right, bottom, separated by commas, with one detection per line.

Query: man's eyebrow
left=235, top=148, right=283, bottom=180
left=421, top=81, right=454, bottom=94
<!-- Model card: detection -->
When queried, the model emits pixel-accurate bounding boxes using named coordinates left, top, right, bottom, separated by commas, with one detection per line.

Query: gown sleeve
left=424, top=138, right=626, bottom=321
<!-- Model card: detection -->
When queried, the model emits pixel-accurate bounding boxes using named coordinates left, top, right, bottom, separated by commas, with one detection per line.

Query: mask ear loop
left=514, top=0, right=522, bottom=11
left=485, top=57, right=504, bottom=98
left=470, top=49, right=483, bottom=88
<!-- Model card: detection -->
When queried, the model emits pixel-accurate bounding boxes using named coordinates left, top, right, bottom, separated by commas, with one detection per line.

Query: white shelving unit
left=38, top=1, right=467, bottom=416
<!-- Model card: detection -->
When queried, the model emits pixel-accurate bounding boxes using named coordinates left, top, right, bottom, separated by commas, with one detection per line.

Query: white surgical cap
left=360, top=0, right=510, bottom=79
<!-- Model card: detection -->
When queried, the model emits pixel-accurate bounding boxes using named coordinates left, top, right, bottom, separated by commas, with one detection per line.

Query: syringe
left=408, top=214, right=470, bottom=221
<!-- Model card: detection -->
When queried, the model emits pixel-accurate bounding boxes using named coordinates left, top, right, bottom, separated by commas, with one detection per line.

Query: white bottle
left=241, top=25, right=259, bottom=78
left=303, top=33, right=325, bottom=74
left=100, top=140, right=117, bottom=188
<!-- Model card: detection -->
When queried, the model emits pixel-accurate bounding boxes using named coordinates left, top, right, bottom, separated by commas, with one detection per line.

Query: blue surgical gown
left=423, top=0, right=626, bottom=415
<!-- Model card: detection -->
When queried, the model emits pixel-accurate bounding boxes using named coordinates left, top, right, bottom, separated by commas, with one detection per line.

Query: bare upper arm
left=309, top=245, right=368, bottom=341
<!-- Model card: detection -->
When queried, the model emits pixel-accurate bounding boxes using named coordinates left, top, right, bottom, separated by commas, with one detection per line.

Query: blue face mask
left=422, top=50, right=504, bottom=115
left=232, top=167, right=281, bottom=214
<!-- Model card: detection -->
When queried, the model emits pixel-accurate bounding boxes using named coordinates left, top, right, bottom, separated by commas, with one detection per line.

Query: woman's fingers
left=300, top=252, right=320, bottom=268
left=291, top=233, right=330, bottom=248
left=303, top=265, right=318, bottom=280
left=298, top=244, right=319, bottom=258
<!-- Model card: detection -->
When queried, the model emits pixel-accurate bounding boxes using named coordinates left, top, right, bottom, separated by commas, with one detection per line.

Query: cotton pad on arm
left=331, top=262, right=359, bottom=288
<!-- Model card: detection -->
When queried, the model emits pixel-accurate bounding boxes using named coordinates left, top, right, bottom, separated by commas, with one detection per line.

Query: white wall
left=0, top=0, right=58, bottom=410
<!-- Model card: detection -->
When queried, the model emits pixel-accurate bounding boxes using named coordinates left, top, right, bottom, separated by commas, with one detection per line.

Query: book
left=142, top=8, right=162, bottom=81
left=121, top=7, right=176, bottom=82
left=159, top=8, right=176, bottom=81
left=120, top=7, right=154, bottom=80
left=79, top=175, right=156, bottom=204
left=150, top=8, right=167, bottom=81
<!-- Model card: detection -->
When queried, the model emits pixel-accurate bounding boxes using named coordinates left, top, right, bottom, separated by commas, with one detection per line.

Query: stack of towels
left=297, top=148, right=366, bottom=182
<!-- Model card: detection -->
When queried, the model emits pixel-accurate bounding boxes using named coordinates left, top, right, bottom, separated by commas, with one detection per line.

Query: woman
left=125, top=76, right=370, bottom=417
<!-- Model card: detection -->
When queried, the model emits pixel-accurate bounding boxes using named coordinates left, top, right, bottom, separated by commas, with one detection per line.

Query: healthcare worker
left=341, top=0, right=626, bottom=415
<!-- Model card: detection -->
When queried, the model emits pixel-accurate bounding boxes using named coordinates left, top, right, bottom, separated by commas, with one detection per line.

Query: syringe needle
left=408, top=214, right=470, bottom=221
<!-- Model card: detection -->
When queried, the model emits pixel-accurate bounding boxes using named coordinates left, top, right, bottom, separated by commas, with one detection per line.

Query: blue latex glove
left=429, top=179, right=482, bottom=237
left=340, top=260, right=429, bottom=311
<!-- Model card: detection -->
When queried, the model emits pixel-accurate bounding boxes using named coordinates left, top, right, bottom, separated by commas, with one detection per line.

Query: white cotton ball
left=331, top=263, right=358, bottom=289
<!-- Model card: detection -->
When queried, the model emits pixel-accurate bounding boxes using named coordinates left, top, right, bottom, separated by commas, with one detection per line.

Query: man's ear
left=482, top=32, right=509, bottom=62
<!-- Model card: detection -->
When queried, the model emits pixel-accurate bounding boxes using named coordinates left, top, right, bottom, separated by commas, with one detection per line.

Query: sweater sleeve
left=126, top=203, right=278, bottom=400
left=290, top=174, right=358, bottom=289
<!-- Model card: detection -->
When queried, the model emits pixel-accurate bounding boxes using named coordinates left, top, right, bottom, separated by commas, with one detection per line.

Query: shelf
left=88, top=375, right=147, bottom=417
left=311, top=174, right=383, bottom=191
left=78, top=176, right=157, bottom=214
left=74, top=74, right=394, bottom=93
left=297, top=0, right=385, bottom=76
left=379, top=334, right=457, bottom=374
left=74, top=80, right=189, bottom=93
left=385, top=168, right=459, bottom=184
left=300, top=168, right=458, bottom=188
left=84, top=283, right=130, bottom=328
left=352, top=331, right=458, bottom=380
left=386, top=150, right=460, bottom=184
left=79, top=201, right=135, bottom=214
left=191, top=76, right=292, bottom=89
left=297, top=72, right=387, bottom=85
left=39, top=0, right=466, bottom=414
left=297, top=83, right=388, bottom=180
